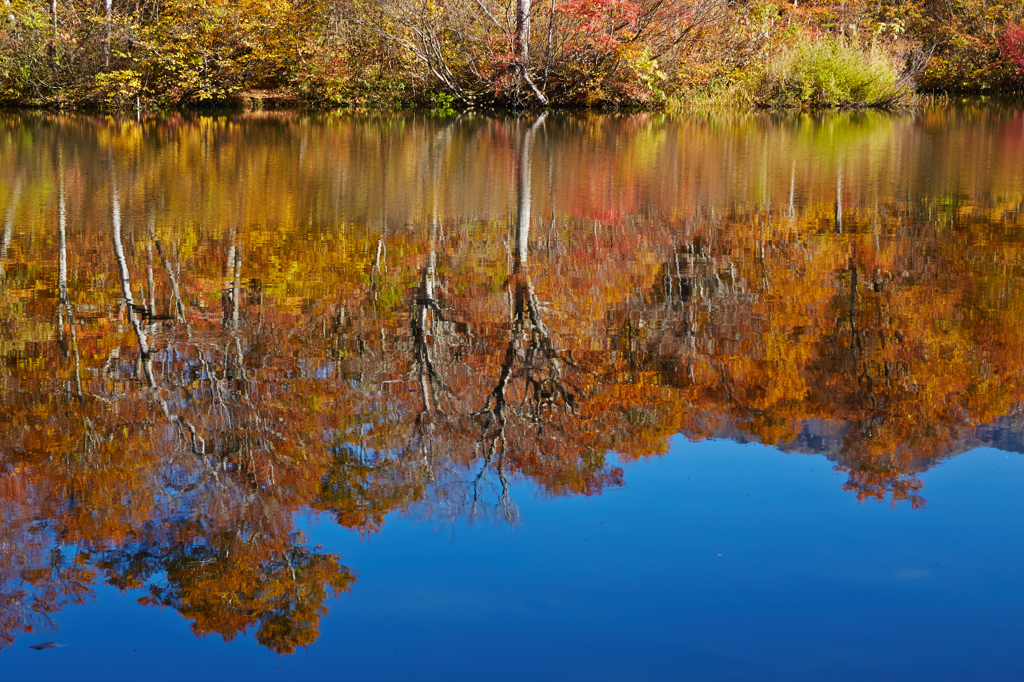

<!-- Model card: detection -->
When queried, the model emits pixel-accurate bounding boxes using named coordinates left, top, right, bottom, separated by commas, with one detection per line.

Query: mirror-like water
left=1, top=106, right=1024, bottom=680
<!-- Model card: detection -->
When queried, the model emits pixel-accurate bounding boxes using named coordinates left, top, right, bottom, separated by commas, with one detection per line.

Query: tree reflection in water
left=1, top=107, right=1023, bottom=650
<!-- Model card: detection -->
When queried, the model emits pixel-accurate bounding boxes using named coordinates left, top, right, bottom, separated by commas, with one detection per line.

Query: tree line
left=2, top=0, right=1024, bottom=110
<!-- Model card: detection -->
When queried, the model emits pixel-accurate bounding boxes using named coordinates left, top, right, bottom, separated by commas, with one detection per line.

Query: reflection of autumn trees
left=467, top=114, right=619, bottom=512
left=2, top=109, right=1024, bottom=649
left=100, top=526, right=355, bottom=654
left=621, top=203, right=1024, bottom=506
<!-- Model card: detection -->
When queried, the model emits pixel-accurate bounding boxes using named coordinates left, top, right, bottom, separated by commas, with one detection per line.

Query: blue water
left=4, top=437, right=1023, bottom=681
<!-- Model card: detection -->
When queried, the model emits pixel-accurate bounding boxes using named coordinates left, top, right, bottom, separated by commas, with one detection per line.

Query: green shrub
left=0, top=1, right=55, bottom=104
left=753, top=38, right=914, bottom=109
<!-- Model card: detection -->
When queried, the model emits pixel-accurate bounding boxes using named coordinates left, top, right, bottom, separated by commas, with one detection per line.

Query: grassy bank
left=1, top=1, right=1022, bottom=112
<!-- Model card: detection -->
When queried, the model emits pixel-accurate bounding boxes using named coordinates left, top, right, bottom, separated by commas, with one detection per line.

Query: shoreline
left=2, top=90, right=1020, bottom=117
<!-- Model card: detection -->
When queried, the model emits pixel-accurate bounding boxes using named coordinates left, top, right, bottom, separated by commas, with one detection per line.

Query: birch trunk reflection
left=55, top=158, right=83, bottom=396
left=110, top=162, right=206, bottom=453
left=410, top=123, right=456, bottom=425
left=481, top=113, right=575, bottom=428
left=110, top=166, right=151, bottom=361
left=470, top=112, right=591, bottom=523
left=0, top=177, right=21, bottom=280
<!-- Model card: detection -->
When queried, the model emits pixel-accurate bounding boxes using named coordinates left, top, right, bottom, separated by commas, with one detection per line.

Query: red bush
left=998, top=24, right=1024, bottom=75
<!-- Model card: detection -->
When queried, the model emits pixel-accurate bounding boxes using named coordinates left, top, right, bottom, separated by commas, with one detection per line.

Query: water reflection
left=1, top=105, right=1024, bottom=651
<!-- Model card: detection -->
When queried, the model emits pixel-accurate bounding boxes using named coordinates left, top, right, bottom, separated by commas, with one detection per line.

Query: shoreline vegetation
left=2, top=1, right=1023, bottom=113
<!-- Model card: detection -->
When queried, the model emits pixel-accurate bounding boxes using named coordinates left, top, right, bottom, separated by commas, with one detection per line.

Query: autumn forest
left=3, top=0, right=1024, bottom=110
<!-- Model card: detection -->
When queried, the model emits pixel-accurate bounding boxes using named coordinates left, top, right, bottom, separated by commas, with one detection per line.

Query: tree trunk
left=50, top=0, right=58, bottom=62
left=514, top=0, right=531, bottom=66
left=513, top=0, right=549, bottom=104
left=104, top=0, right=112, bottom=69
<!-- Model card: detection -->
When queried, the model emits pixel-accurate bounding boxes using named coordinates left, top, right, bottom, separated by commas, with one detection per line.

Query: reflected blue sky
left=5, top=437, right=1022, bottom=681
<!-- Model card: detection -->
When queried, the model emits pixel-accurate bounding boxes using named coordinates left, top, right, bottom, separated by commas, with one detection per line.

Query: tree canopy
left=1, top=1, right=1023, bottom=109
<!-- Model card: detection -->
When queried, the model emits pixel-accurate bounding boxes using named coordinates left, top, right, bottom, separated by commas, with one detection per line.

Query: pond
left=1, top=105, right=1023, bottom=680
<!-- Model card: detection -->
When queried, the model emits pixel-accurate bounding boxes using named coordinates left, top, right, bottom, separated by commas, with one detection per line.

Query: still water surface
left=1, top=106, right=1023, bottom=679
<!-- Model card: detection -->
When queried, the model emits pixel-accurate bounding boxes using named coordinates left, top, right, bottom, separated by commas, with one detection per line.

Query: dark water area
left=1, top=105, right=1024, bottom=680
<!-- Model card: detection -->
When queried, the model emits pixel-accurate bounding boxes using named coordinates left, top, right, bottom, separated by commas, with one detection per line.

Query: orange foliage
left=2, top=109, right=1024, bottom=648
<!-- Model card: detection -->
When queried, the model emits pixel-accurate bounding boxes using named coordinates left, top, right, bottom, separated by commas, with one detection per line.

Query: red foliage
left=998, top=24, right=1024, bottom=75
left=556, top=0, right=641, bottom=51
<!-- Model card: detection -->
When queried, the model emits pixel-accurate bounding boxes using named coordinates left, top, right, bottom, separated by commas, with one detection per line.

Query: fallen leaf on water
left=28, top=642, right=64, bottom=650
